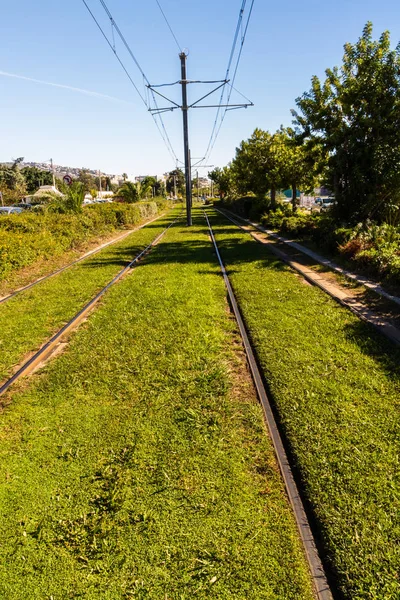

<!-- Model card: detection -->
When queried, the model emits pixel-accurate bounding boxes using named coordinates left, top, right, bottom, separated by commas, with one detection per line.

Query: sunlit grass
left=0, top=209, right=313, bottom=599
left=208, top=208, right=400, bottom=600
left=0, top=210, right=180, bottom=381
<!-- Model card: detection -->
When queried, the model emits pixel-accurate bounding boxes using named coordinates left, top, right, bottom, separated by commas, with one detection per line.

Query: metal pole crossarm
left=184, top=79, right=229, bottom=84
left=188, top=82, right=228, bottom=108
left=150, top=81, right=181, bottom=87
left=192, top=103, right=253, bottom=109
left=147, top=86, right=181, bottom=107
left=148, top=108, right=178, bottom=114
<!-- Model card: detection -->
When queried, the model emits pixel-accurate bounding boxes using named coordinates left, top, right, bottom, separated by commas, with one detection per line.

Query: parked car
left=0, top=206, right=24, bottom=215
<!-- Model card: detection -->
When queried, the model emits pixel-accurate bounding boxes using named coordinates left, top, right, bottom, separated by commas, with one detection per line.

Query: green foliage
left=77, top=168, right=98, bottom=192
left=209, top=210, right=400, bottom=599
left=340, top=222, right=400, bottom=281
left=209, top=167, right=236, bottom=199
left=166, top=168, right=185, bottom=196
left=0, top=210, right=313, bottom=599
left=0, top=158, right=27, bottom=202
left=294, top=22, right=400, bottom=223
left=0, top=201, right=166, bottom=281
left=20, top=166, right=53, bottom=193
left=116, top=180, right=141, bottom=203
left=64, top=182, right=85, bottom=213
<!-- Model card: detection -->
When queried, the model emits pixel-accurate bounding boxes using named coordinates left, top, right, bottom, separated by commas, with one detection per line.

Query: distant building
left=135, top=175, right=157, bottom=183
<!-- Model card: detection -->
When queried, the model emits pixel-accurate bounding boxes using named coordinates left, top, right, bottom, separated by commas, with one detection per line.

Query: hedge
left=0, top=200, right=170, bottom=281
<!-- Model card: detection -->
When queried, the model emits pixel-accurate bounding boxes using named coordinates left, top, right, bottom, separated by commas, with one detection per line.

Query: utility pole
left=173, top=173, right=177, bottom=199
left=197, top=170, right=199, bottom=202
left=147, top=55, right=253, bottom=226
left=180, top=52, right=192, bottom=226
left=50, top=158, right=56, bottom=189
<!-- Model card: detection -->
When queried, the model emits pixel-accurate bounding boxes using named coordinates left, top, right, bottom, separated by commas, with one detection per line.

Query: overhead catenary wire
left=203, top=0, right=255, bottom=164
left=97, top=0, right=179, bottom=163
left=81, top=0, right=179, bottom=164
left=154, top=0, right=182, bottom=52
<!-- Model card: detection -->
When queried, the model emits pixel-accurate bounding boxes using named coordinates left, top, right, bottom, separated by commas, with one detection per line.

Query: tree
left=64, top=182, right=84, bottom=213
left=122, top=173, right=128, bottom=182
left=274, top=128, right=320, bottom=212
left=77, top=169, right=97, bottom=193
left=0, top=157, right=27, bottom=203
left=141, top=176, right=157, bottom=199
left=232, top=129, right=286, bottom=208
left=116, top=181, right=141, bottom=203
left=293, top=22, right=400, bottom=223
left=209, top=167, right=236, bottom=198
left=21, top=166, right=53, bottom=193
left=166, top=169, right=185, bottom=197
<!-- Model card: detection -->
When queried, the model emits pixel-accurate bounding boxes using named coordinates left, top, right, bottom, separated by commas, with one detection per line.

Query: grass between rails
left=0, top=209, right=314, bottom=599
left=0, top=210, right=180, bottom=382
left=207, top=208, right=400, bottom=600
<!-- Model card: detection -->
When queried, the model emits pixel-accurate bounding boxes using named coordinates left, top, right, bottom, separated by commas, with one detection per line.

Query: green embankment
left=207, top=208, right=400, bottom=600
left=0, top=209, right=313, bottom=599
left=0, top=200, right=170, bottom=283
left=0, top=210, right=178, bottom=382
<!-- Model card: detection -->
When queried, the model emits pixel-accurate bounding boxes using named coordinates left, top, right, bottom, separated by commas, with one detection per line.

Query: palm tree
left=122, top=173, right=128, bottom=182
left=116, top=181, right=141, bottom=203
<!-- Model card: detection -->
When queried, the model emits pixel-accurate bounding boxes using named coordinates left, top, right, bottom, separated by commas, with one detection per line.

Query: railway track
left=214, top=207, right=400, bottom=347
left=0, top=210, right=171, bottom=305
left=0, top=214, right=180, bottom=399
left=204, top=211, right=334, bottom=600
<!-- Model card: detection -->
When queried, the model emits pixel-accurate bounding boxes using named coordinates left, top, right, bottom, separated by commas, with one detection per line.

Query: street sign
left=63, top=175, right=73, bottom=186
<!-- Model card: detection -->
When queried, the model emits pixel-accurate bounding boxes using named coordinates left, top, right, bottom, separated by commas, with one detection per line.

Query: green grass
left=0, top=200, right=171, bottom=283
left=0, top=209, right=313, bottom=599
left=207, top=208, right=400, bottom=600
left=0, top=210, right=180, bottom=382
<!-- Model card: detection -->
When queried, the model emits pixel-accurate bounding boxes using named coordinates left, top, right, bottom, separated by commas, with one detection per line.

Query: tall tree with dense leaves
left=275, top=128, right=321, bottom=212
left=166, top=169, right=185, bottom=197
left=0, top=158, right=27, bottom=203
left=208, top=166, right=236, bottom=199
left=21, top=166, right=53, bottom=193
left=232, top=129, right=287, bottom=208
left=293, top=22, right=400, bottom=223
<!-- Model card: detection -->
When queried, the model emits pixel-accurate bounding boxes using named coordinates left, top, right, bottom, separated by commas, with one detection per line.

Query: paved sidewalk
left=221, top=208, right=400, bottom=308
left=216, top=207, right=400, bottom=347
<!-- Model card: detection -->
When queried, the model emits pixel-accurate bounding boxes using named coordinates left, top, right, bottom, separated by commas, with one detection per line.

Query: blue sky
left=2, top=0, right=400, bottom=178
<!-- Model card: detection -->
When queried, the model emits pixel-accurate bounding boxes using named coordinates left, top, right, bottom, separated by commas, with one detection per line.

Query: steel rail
left=204, top=210, right=333, bottom=600
left=215, top=207, right=400, bottom=348
left=0, top=215, right=181, bottom=398
left=0, top=211, right=172, bottom=305
left=218, top=207, right=400, bottom=308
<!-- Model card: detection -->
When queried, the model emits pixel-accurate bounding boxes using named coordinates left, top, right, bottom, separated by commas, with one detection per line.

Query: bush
left=0, top=200, right=170, bottom=281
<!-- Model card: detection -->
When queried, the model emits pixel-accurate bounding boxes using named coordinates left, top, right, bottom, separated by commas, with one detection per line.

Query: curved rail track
left=204, top=211, right=333, bottom=600
left=214, top=207, right=400, bottom=347
left=0, top=210, right=171, bottom=305
left=0, top=214, right=180, bottom=398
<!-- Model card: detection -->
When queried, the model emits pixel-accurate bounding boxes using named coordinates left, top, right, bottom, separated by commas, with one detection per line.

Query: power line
left=81, top=0, right=179, bottom=164
left=203, top=0, right=255, bottom=164
left=154, top=0, right=182, bottom=52
left=81, top=0, right=147, bottom=106
left=202, top=0, right=248, bottom=162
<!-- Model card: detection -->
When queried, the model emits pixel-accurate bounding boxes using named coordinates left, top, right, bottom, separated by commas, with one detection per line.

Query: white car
left=0, top=206, right=23, bottom=215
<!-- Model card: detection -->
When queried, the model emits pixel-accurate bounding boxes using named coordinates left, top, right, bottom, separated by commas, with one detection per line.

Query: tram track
left=0, top=210, right=172, bottom=305
left=204, top=210, right=334, bottom=600
left=0, top=214, right=181, bottom=399
left=214, top=207, right=400, bottom=347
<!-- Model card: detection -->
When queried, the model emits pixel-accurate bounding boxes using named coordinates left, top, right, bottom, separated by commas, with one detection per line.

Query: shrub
left=0, top=200, right=170, bottom=282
